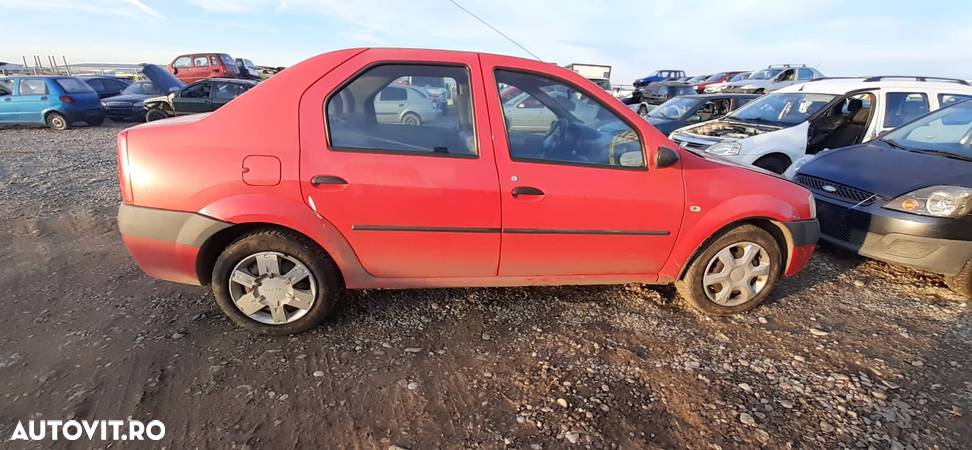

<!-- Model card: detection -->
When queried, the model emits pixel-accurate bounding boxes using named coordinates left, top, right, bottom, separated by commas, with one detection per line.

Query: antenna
left=447, top=0, right=543, bottom=61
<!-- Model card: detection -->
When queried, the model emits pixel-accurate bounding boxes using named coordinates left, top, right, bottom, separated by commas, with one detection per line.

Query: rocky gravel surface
left=0, top=123, right=969, bottom=449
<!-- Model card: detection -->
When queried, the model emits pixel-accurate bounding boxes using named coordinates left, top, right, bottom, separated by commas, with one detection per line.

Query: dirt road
left=0, top=124, right=969, bottom=449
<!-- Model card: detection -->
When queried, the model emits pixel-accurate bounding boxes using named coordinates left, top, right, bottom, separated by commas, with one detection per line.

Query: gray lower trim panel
left=118, top=203, right=231, bottom=247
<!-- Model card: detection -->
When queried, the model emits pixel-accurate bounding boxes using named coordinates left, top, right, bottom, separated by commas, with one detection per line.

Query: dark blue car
left=101, top=64, right=184, bottom=122
left=633, top=69, right=685, bottom=88
left=795, top=100, right=972, bottom=298
left=78, top=76, right=130, bottom=99
left=0, top=76, right=105, bottom=129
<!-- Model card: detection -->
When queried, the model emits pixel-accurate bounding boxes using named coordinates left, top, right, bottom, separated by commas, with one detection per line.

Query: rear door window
left=19, top=79, right=48, bottom=96
left=939, top=93, right=972, bottom=107
left=193, top=56, right=209, bottom=67
left=884, top=92, right=930, bottom=128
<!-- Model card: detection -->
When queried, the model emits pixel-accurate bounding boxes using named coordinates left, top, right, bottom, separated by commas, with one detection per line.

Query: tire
left=401, top=112, right=421, bottom=126
left=945, top=261, right=971, bottom=300
left=87, top=116, right=105, bottom=126
left=676, top=224, right=783, bottom=315
left=145, top=108, right=169, bottom=122
left=638, top=105, right=649, bottom=117
left=753, top=154, right=791, bottom=174
left=211, top=229, right=341, bottom=335
left=46, top=112, right=69, bottom=130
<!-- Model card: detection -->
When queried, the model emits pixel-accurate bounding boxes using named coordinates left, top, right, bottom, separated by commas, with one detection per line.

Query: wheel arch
left=675, top=217, right=794, bottom=280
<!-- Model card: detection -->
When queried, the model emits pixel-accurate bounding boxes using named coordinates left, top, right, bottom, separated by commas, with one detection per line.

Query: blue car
left=633, top=69, right=686, bottom=88
left=0, top=76, right=106, bottom=129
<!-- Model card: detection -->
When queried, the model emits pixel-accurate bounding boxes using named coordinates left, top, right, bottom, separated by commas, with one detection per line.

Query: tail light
left=117, top=130, right=133, bottom=203
left=59, top=95, right=75, bottom=104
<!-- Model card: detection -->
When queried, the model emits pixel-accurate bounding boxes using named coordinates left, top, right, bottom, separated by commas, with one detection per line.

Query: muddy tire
left=753, top=154, right=791, bottom=174
left=945, top=261, right=971, bottom=300
left=46, top=112, right=70, bottom=130
left=401, top=112, right=421, bottom=126
left=676, top=224, right=783, bottom=315
left=212, top=229, right=341, bottom=335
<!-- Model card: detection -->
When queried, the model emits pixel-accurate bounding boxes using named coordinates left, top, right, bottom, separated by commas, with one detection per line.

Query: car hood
left=141, top=64, right=184, bottom=93
left=102, top=93, right=154, bottom=103
left=797, top=140, right=972, bottom=198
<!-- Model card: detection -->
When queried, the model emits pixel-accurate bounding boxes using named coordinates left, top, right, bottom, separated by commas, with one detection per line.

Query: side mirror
left=655, top=146, right=680, bottom=168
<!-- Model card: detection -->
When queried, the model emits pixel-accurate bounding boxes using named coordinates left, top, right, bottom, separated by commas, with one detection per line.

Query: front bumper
left=783, top=219, right=820, bottom=276
left=118, top=204, right=232, bottom=285
left=815, top=197, right=972, bottom=276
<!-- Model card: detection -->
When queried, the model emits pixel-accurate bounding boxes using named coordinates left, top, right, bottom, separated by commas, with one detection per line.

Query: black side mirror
left=655, top=146, right=680, bottom=168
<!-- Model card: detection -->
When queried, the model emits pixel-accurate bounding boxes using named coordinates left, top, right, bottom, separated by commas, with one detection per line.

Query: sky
left=2, top=0, right=971, bottom=85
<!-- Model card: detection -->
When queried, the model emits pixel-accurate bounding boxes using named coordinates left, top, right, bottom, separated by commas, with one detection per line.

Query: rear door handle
left=511, top=186, right=544, bottom=196
left=310, top=175, right=348, bottom=186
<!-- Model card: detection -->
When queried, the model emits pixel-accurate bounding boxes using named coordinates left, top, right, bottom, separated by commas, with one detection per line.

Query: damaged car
left=143, top=78, right=257, bottom=121
left=102, top=64, right=184, bottom=122
left=669, top=77, right=972, bottom=173
left=644, top=93, right=758, bottom=134
left=723, top=64, right=824, bottom=94
left=629, top=81, right=698, bottom=116
left=794, top=99, right=972, bottom=298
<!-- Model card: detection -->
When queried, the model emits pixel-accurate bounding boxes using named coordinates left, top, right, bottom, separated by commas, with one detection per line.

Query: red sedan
left=693, top=71, right=747, bottom=93
left=116, top=48, right=819, bottom=334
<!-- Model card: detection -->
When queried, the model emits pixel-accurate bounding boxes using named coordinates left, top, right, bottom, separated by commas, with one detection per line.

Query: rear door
left=297, top=49, right=501, bottom=278
left=190, top=55, right=210, bottom=82
left=480, top=55, right=685, bottom=277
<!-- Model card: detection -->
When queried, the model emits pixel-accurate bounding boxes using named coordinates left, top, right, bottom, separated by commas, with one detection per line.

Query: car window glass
left=55, top=78, right=91, bottom=93
left=326, top=64, right=476, bottom=156
left=939, top=94, right=972, bottom=107
left=495, top=69, right=644, bottom=169
left=193, top=56, right=209, bottom=67
left=796, top=69, right=814, bottom=80
left=173, top=57, right=191, bottom=68
left=182, top=82, right=211, bottom=98
left=0, top=79, right=14, bottom=95
left=19, top=79, right=48, bottom=96
left=86, top=79, right=104, bottom=91
left=884, top=92, right=930, bottom=128
left=214, top=82, right=247, bottom=100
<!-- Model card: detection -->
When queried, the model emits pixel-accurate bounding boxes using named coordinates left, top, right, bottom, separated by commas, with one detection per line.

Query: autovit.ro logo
left=8, top=419, right=165, bottom=442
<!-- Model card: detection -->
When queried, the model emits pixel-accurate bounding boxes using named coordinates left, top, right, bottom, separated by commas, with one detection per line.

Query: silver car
left=373, top=85, right=441, bottom=126
left=724, top=65, right=824, bottom=94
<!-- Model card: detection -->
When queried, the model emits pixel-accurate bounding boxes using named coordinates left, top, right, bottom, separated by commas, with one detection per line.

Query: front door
left=480, top=56, right=685, bottom=277
left=11, top=78, right=50, bottom=123
left=0, top=79, right=14, bottom=123
left=298, top=49, right=501, bottom=278
left=173, top=81, right=212, bottom=114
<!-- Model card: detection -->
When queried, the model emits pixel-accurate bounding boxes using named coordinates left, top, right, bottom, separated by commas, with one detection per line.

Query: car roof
left=775, top=77, right=972, bottom=95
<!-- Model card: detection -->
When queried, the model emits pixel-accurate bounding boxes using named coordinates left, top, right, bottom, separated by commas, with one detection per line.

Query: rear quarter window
left=56, top=78, right=93, bottom=93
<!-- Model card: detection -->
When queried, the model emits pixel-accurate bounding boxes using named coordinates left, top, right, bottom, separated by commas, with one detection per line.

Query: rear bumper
left=783, top=219, right=820, bottom=276
left=118, top=204, right=231, bottom=285
left=816, top=197, right=972, bottom=276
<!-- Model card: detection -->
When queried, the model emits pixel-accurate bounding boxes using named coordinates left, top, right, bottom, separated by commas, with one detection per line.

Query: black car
left=144, top=78, right=257, bottom=121
left=795, top=100, right=972, bottom=298
left=101, top=64, right=184, bottom=121
left=632, top=81, right=698, bottom=114
left=644, top=93, right=758, bottom=134
left=78, top=76, right=130, bottom=99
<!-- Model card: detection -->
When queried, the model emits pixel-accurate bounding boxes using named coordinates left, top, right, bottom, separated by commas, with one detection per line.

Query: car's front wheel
left=945, top=261, right=971, bottom=300
left=212, top=229, right=341, bottom=335
left=676, top=224, right=782, bottom=315
left=145, top=108, right=169, bottom=122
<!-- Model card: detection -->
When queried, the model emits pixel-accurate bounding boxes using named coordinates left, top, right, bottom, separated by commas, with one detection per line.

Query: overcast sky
left=2, top=0, right=970, bottom=84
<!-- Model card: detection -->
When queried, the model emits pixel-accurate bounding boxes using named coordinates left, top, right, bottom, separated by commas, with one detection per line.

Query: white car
left=669, top=76, right=972, bottom=173
left=703, top=72, right=751, bottom=93
left=374, top=84, right=442, bottom=126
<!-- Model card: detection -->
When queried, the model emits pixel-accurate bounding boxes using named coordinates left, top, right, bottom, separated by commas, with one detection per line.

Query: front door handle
left=310, top=175, right=348, bottom=186
left=511, top=186, right=544, bottom=196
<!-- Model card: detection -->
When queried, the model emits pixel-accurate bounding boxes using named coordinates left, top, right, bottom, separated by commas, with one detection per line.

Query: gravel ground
left=0, top=123, right=970, bottom=449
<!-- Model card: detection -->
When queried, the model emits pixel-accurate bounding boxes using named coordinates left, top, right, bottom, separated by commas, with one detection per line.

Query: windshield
left=729, top=72, right=750, bottom=82
left=649, top=97, right=703, bottom=120
left=748, top=69, right=782, bottom=80
left=704, top=73, right=727, bottom=82
left=669, top=85, right=697, bottom=96
left=882, top=101, right=972, bottom=160
left=729, top=92, right=837, bottom=126
left=686, top=75, right=708, bottom=83
left=121, top=81, right=161, bottom=95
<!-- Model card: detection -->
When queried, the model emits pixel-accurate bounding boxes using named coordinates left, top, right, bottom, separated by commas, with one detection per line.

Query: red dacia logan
left=117, top=48, right=819, bottom=334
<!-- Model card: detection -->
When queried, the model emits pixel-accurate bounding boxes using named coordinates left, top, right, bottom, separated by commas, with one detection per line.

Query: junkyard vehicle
left=694, top=71, right=747, bottom=94
left=629, top=81, right=698, bottom=115
left=236, top=58, right=261, bottom=80
left=78, top=76, right=130, bottom=99
left=633, top=70, right=686, bottom=87
left=0, top=75, right=105, bottom=129
left=669, top=77, right=972, bottom=173
left=723, top=64, right=824, bottom=94
left=143, top=78, right=257, bottom=121
left=795, top=100, right=972, bottom=298
left=704, top=72, right=752, bottom=93
left=645, top=93, right=758, bottom=134
left=373, top=83, right=443, bottom=125
left=102, top=64, right=184, bottom=122
left=168, top=53, right=240, bottom=83
left=116, top=48, right=819, bottom=334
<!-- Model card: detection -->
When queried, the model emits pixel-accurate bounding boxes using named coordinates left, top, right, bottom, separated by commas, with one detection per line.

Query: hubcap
left=228, top=251, right=317, bottom=325
left=702, top=242, right=772, bottom=306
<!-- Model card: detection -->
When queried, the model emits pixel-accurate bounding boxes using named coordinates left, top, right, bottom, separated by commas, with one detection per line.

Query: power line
left=447, top=0, right=543, bottom=61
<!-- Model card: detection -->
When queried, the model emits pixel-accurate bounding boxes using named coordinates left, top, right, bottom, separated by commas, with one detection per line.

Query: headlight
left=706, top=141, right=742, bottom=156
left=808, top=192, right=817, bottom=219
left=884, top=186, right=972, bottom=218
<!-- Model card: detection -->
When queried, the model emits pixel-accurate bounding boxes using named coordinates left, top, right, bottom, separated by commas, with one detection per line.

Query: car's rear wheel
left=753, top=154, right=791, bottom=174
left=945, top=261, right=971, bottom=300
left=212, top=229, right=341, bottom=335
left=676, top=224, right=782, bottom=315
left=46, top=112, right=69, bottom=130
left=145, top=108, right=169, bottom=122
left=401, top=112, right=421, bottom=126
